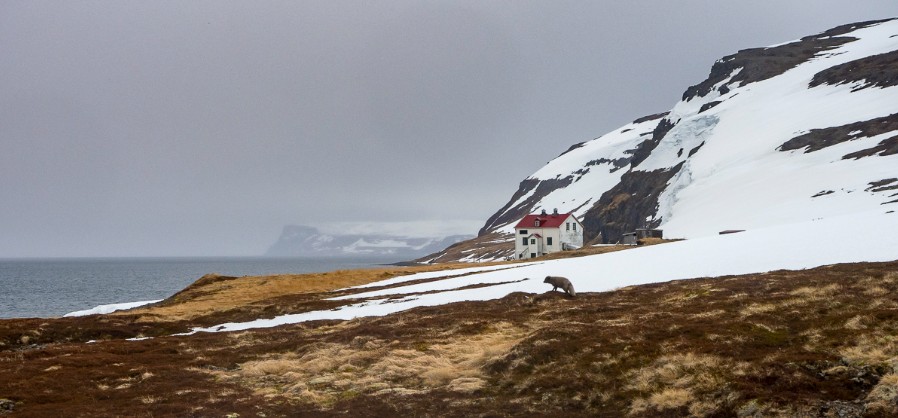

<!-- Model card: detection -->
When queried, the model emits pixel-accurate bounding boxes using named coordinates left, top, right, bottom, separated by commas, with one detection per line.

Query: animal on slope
left=543, top=276, right=576, bottom=297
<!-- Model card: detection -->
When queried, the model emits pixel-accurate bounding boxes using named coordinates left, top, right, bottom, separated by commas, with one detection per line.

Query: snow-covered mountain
left=436, top=18, right=898, bottom=262
left=265, top=225, right=472, bottom=259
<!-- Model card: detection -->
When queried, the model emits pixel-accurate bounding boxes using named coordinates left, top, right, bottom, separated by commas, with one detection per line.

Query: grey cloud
left=1, top=1, right=895, bottom=256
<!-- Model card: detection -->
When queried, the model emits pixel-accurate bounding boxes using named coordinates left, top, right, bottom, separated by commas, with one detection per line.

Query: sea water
left=0, top=256, right=398, bottom=318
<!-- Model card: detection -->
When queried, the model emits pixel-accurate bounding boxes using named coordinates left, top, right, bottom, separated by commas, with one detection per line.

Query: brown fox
left=543, top=276, right=576, bottom=297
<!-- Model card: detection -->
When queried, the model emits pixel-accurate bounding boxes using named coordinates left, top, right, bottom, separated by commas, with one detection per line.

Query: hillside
left=3, top=260, right=898, bottom=416
left=423, top=18, right=898, bottom=262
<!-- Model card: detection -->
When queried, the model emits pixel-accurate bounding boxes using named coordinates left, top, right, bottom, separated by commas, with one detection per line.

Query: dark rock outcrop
left=778, top=113, right=898, bottom=157
left=632, top=111, right=670, bottom=124
left=810, top=49, right=898, bottom=91
left=555, top=142, right=587, bottom=158
left=629, top=117, right=676, bottom=168
left=0, top=399, right=14, bottom=413
left=698, top=101, right=722, bottom=113
left=681, top=19, right=892, bottom=102
left=582, top=163, right=684, bottom=244
left=843, top=135, right=898, bottom=159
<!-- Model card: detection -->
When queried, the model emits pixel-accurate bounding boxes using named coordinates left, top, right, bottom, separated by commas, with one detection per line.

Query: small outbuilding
left=622, top=228, right=663, bottom=245
left=514, top=209, right=584, bottom=260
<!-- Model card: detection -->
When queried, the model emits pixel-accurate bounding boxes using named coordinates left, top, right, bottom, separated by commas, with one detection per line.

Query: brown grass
left=210, top=321, right=529, bottom=406
left=865, top=373, right=898, bottom=414
left=2, top=261, right=898, bottom=417
left=123, top=263, right=501, bottom=322
left=627, top=353, right=743, bottom=416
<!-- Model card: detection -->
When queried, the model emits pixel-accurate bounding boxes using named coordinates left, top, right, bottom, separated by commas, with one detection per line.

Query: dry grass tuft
left=865, top=373, right=898, bottom=414
left=864, top=285, right=890, bottom=297
left=789, top=283, right=842, bottom=298
left=628, top=353, right=742, bottom=416
left=213, top=321, right=528, bottom=406
left=844, top=315, right=869, bottom=330
left=650, top=388, right=692, bottom=408
left=690, top=309, right=726, bottom=319
left=841, top=334, right=898, bottom=369
left=445, top=377, right=486, bottom=393
left=739, top=303, right=777, bottom=317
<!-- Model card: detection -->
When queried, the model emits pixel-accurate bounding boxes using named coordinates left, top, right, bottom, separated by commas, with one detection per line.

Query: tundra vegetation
left=2, top=257, right=898, bottom=417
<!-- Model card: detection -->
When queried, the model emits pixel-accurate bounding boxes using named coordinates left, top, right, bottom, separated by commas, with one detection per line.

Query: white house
left=514, top=209, right=584, bottom=260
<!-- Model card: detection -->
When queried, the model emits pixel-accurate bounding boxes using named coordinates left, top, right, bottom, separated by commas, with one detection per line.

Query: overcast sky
left=2, top=1, right=896, bottom=257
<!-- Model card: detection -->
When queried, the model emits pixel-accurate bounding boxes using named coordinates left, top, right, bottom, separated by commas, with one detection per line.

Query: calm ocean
left=0, top=256, right=399, bottom=319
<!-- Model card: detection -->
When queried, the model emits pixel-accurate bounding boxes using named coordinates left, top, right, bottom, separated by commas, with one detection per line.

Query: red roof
left=514, top=212, right=574, bottom=229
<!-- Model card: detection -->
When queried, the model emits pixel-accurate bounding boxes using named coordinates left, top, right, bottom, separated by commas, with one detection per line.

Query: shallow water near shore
left=0, top=256, right=399, bottom=319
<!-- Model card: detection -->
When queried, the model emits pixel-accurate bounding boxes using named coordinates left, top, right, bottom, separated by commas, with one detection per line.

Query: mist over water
left=0, top=257, right=397, bottom=318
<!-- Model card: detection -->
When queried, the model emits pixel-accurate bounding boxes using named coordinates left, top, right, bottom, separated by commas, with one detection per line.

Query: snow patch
left=64, top=300, right=162, bottom=317
left=188, top=210, right=898, bottom=334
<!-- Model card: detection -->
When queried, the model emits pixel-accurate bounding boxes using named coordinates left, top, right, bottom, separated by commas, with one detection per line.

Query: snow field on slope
left=653, top=20, right=898, bottom=238
left=496, top=21, right=898, bottom=238
left=189, top=209, right=898, bottom=334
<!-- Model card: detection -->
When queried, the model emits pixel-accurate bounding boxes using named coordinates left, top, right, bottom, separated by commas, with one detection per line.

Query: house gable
left=514, top=213, right=572, bottom=230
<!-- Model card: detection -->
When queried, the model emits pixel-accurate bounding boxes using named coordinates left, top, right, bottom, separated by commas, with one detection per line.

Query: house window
left=519, top=230, right=528, bottom=235
left=530, top=253, right=536, bottom=258
left=566, top=223, right=570, bottom=231
left=530, top=239, right=536, bottom=245
left=535, top=220, right=540, bottom=227
left=547, top=237, right=553, bottom=246
left=522, top=237, right=528, bottom=246
left=573, top=223, right=577, bottom=231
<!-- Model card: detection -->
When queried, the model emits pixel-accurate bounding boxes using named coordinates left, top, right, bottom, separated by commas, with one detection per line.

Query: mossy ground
left=2, top=261, right=898, bottom=417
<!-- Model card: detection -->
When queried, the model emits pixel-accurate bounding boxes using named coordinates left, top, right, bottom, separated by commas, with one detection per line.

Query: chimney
left=553, top=208, right=558, bottom=216
left=541, top=209, right=547, bottom=216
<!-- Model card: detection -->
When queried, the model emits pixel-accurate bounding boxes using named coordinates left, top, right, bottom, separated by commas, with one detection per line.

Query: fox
left=543, top=276, right=576, bottom=297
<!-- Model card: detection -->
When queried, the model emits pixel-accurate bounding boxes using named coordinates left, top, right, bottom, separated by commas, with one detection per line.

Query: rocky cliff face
left=430, top=18, right=898, bottom=262
left=265, top=225, right=472, bottom=259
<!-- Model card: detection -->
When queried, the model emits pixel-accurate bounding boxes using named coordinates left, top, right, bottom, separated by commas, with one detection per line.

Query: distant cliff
left=265, top=225, right=472, bottom=259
